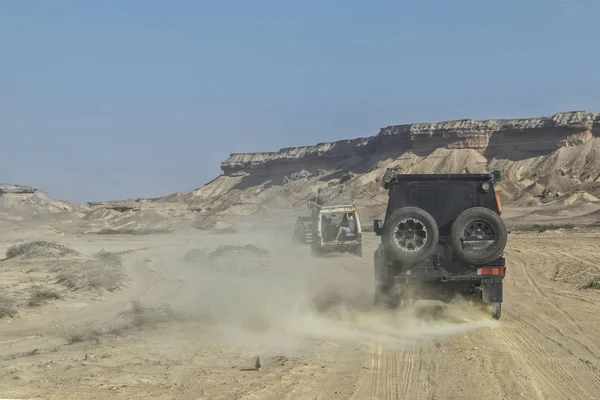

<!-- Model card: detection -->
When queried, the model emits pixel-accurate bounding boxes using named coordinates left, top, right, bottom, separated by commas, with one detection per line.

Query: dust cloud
left=164, top=229, right=497, bottom=355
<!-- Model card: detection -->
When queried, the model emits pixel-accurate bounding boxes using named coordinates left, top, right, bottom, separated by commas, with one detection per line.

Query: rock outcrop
left=0, top=184, right=82, bottom=217
left=222, top=111, right=600, bottom=176
left=84, top=111, right=600, bottom=231
left=179, top=111, right=600, bottom=229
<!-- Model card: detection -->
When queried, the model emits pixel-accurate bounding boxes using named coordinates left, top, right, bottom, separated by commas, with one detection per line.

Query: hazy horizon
left=2, top=0, right=599, bottom=203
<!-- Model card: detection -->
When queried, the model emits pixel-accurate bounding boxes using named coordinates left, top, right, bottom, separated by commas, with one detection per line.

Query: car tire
left=450, top=207, right=507, bottom=265
left=382, top=207, right=439, bottom=266
left=491, top=302, right=502, bottom=320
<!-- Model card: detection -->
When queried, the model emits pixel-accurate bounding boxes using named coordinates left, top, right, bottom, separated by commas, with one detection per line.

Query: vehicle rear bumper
left=315, top=241, right=361, bottom=253
left=381, top=267, right=504, bottom=303
left=387, top=268, right=500, bottom=282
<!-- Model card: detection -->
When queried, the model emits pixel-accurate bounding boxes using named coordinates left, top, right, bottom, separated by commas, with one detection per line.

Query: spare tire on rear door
left=382, top=207, right=439, bottom=266
left=450, top=207, right=507, bottom=265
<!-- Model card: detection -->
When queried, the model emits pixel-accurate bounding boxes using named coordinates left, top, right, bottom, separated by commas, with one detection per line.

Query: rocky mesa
left=18, top=111, right=600, bottom=232
left=221, top=111, right=600, bottom=175
left=0, top=184, right=82, bottom=218
left=160, top=111, right=599, bottom=229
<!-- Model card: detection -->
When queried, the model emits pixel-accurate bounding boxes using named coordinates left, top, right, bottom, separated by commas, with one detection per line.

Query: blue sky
left=1, top=0, right=598, bottom=202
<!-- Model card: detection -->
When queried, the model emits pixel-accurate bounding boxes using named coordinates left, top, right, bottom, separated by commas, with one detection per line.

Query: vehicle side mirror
left=373, top=220, right=383, bottom=236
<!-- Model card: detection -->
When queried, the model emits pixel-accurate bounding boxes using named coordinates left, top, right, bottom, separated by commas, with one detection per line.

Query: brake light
left=495, top=193, right=503, bottom=215
left=477, top=267, right=505, bottom=277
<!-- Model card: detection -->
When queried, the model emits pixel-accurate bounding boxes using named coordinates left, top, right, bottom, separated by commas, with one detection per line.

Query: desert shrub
left=50, top=321, right=101, bottom=344
left=5, top=241, right=79, bottom=260
left=586, top=277, right=600, bottom=290
left=52, top=301, right=180, bottom=344
left=55, top=251, right=125, bottom=292
left=0, top=295, right=17, bottom=318
left=208, top=244, right=269, bottom=260
left=27, top=289, right=62, bottom=307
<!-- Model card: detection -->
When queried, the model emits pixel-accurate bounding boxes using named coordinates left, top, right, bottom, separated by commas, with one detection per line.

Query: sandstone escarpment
left=182, top=111, right=600, bottom=229
left=0, top=184, right=82, bottom=217
left=82, top=111, right=600, bottom=231
left=222, top=111, right=600, bottom=176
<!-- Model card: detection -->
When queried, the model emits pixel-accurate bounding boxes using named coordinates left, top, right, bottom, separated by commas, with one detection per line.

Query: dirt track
left=1, top=229, right=599, bottom=399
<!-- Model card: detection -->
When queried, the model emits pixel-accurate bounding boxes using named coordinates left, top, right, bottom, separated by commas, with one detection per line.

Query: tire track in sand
left=511, top=254, right=599, bottom=358
left=495, top=255, right=600, bottom=399
left=350, top=337, right=428, bottom=400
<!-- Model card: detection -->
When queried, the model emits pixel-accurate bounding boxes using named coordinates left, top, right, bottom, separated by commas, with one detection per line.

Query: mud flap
left=481, top=278, right=503, bottom=303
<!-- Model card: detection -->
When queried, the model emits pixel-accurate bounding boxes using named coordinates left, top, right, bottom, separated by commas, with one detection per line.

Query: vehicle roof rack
left=382, top=170, right=501, bottom=190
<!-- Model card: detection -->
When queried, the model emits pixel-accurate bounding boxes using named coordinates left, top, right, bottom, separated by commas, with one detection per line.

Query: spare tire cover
left=382, top=207, right=439, bottom=266
left=450, top=207, right=507, bottom=265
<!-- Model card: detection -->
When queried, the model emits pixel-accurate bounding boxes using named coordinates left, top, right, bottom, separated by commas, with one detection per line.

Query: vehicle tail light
left=477, top=267, right=505, bottom=277
left=495, top=193, right=503, bottom=215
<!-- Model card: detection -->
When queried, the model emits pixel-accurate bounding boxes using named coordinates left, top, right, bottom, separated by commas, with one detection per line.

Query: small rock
left=85, top=353, right=96, bottom=361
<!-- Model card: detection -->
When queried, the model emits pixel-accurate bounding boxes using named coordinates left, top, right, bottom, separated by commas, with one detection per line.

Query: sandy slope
left=0, top=227, right=599, bottom=400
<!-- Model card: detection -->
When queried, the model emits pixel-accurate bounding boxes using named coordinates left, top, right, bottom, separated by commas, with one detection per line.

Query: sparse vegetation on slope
left=51, top=301, right=180, bottom=344
left=4, top=241, right=80, bottom=260
left=586, top=277, right=600, bottom=290
left=0, top=295, right=17, bottom=318
left=208, top=244, right=269, bottom=260
left=53, top=250, right=125, bottom=292
left=26, top=288, right=62, bottom=307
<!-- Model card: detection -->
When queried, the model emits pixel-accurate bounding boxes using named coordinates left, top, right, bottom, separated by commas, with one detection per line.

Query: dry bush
left=55, top=272, right=78, bottom=289
left=118, top=301, right=178, bottom=328
left=4, top=241, right=79, bottom=260
left=586, top=277, right=600, bottom=290
left=52, top=301, right=181, bottom=344
left=54, top=251, right=125, bottom=292
left=50, top=321, right=103, bottom=344
left=208, top=244, right=269, bottom=260
left=0, top=295, right=17, bottom=319
left=27, top=288, right=62, bottom=307
left=87, top=251, right=125, bottom=291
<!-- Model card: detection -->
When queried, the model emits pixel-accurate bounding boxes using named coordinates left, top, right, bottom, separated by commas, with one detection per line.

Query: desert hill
left=6, top=111, right=600, bottom=232
left=0, top=184, right=84, bottom=219
left=144, top=111, right=600, bottom=230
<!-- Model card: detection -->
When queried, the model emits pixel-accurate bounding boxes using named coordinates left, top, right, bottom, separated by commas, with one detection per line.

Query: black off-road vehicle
left=373, top=171, right=507, bottom=319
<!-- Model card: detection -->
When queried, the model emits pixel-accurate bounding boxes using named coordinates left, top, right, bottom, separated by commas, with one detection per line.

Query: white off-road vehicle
left=310, top=203, right=362, bottom=257
left=292, top=216, right=314, bottom=244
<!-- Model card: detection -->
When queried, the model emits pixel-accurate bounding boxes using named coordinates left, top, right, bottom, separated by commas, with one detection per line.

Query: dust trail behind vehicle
left=170, top=229, right=497, bottom=355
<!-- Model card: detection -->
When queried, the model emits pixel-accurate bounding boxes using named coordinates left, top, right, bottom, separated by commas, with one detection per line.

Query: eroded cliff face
left=176, top=111, right=600, bottom=230
left=222, top=111, right=600, bottom=176
left=0, top=184, right=83, bottom=217
left=83, top=111, right=600, bottom=231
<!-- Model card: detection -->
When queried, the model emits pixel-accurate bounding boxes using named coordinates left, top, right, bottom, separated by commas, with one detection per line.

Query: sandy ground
left=0, top=225, right=599, bottom=400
